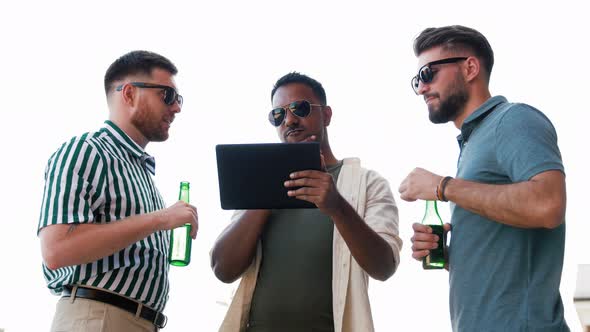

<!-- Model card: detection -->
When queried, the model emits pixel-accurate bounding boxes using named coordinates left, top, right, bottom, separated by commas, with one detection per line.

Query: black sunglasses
left=268, top=100, right=324, bottom=127
left=116, top=82, right=183, bottom=106
left=411, top=57, right=468, bottom=94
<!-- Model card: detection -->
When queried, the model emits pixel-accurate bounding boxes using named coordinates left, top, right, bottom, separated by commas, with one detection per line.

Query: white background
left=0, top=0, right=588, bottom=331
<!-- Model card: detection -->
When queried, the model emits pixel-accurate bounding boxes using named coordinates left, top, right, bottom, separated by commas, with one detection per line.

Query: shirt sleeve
left=363, top=170, right=403, bottom=272
left=38, top=136, right=105, bottom=232
left=494, top=104, right=564, bottom=182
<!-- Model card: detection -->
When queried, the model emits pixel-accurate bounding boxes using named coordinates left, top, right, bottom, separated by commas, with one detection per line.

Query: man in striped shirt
left=37, top=50, right=198, bottom=332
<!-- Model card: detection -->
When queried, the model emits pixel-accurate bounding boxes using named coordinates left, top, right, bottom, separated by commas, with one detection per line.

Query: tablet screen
left=215, top=142, right=322, bottom=209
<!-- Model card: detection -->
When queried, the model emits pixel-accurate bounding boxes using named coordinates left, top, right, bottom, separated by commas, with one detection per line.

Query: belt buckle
left=154, top=311, right=167, bottom=329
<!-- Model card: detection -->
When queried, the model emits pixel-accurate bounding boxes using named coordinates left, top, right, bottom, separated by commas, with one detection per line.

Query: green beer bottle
left=422, top=200, right=445, bottom=269
left=169, top=181, right=192, bottom=267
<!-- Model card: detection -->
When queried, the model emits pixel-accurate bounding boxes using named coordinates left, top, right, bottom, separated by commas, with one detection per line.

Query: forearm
left=445, top=171, right=566, bottom=229
left=211, top=210, right=270, bottom=283
left=330, top=200, right=396, bottom=281
left=40, top=213, right=160, bottom=270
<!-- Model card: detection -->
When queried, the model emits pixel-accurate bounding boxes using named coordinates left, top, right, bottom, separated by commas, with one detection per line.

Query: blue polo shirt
left=449, top=96, right=569, bottom=331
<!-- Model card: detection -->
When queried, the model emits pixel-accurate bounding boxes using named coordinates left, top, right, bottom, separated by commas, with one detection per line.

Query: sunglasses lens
left=268, top=108, right=285, bottom=126
left=419, top=67, right=433, bottom=84
left=163, top=88, right=176, bottom=105
left=412, top=76, right=419, bottom=91
left=291, top=100, right=311, bottom=117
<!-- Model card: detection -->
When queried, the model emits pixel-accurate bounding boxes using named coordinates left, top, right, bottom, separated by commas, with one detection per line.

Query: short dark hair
left=414, top=25, right=494, bottom=80
left=104, top=50, right=178, bottom=95
left=271, top=72, right=327, bottom=105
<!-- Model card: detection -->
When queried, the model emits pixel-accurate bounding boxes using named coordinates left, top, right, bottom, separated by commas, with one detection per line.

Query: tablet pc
left=215, top=142, right=322, bottom=210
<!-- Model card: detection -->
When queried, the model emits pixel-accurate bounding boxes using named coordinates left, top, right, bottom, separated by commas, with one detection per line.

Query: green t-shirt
left=247, top=162, right=343, bottom=332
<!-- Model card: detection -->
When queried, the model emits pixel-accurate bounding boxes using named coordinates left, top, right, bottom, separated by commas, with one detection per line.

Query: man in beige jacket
left=211, top=72, right=402, bottom=332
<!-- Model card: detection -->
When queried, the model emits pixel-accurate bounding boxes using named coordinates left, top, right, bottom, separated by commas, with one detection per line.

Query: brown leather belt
left=62, top=286, right=167, bottom=328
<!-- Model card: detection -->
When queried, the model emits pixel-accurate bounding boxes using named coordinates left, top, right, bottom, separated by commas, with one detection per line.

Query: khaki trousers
left=50, top=297, right=158, bottom=332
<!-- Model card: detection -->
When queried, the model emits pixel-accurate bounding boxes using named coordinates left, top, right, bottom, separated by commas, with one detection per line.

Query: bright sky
left=1, top=1, right=588, bottom=331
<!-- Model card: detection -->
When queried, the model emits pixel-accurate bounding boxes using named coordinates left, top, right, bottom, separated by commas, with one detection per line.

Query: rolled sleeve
left=364, top=170, right=403, bottom=272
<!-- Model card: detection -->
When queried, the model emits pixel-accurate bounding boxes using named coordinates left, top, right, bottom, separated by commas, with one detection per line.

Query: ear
left=121, top=84, right=137, bottom=106
left=322, top=106, right=332, bottom=127
left=464, top=56, right=481, bottom=83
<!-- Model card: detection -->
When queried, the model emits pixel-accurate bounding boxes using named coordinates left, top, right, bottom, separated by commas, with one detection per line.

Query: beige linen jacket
left=218, top=157, right=402, bottom=332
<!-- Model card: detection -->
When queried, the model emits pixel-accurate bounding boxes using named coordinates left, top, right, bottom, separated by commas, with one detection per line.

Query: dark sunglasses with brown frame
left=116, top=82, right=183, bottom=106
left=411, top=57, right=468, bottom=94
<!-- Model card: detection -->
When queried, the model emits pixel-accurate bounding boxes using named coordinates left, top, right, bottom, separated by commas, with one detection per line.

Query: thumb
left=443, top=223, right=452, bottom=233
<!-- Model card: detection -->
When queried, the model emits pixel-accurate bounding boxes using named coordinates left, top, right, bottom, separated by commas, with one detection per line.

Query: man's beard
left=428, top=76, right=468, bottom=124
left=131, top=107, right=168, bottom=142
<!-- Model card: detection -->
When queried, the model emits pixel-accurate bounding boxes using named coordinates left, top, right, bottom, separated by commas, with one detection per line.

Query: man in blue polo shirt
left=399, top=25, right=569, bottom=331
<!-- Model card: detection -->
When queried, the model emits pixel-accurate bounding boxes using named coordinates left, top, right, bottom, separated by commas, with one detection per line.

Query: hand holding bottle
left=157, top=200, right=198, bottom=238
left=411, top=221, right=451, bottom=267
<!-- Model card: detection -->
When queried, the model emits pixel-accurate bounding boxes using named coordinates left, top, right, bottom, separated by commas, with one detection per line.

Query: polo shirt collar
left=103, top=120, right=156, bottom=175
left=458, top=95, right=507, bottom=143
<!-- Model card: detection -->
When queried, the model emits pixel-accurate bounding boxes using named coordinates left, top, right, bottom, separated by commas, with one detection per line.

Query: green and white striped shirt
left=38, top=120, right=170, bottom=311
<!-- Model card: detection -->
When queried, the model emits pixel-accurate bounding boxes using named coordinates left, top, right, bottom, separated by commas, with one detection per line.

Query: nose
left=283, top=108, right=299, bottom=127
left=417, top=80, right=430, bottom=95
left=170, top=100, right=182, bottom=113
